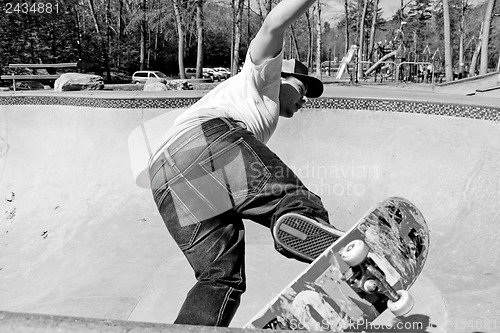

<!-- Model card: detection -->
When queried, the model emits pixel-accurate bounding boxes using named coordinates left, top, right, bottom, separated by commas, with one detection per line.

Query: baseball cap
left=281, top=59, right=324, bottom=98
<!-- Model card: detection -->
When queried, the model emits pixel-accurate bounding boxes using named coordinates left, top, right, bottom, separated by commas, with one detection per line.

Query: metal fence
left=320, top=60, right=438, bottom=87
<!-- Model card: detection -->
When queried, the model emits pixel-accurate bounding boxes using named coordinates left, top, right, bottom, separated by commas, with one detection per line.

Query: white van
left=131, top=71, right=169, bottom=84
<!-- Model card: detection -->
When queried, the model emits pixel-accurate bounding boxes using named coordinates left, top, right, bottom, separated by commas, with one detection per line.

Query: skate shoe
left=273, top=213, right=345, bottom=262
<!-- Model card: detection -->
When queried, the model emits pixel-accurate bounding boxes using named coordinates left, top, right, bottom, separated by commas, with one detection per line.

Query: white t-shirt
left=151, top=44, right=283, bottom=162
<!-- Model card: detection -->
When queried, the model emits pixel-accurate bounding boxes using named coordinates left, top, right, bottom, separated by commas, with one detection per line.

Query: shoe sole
left=273, top=213, right=344, bottom=262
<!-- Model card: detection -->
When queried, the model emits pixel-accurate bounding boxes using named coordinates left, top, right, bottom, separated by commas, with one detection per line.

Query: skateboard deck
left=245, top=197, right=429, bottom=331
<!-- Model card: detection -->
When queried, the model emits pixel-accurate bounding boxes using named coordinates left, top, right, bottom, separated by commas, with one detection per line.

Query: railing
left=345, top=60, right=436, bottom=86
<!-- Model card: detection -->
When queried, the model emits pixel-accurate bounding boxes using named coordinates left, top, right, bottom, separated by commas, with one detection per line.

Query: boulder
left=143, top=79, right=193, bottom=91
left=143, top=78, right=168, bottom=91
left=166, top=79, right=193, bottom=90
left=54, top=73, right=104, bottom=92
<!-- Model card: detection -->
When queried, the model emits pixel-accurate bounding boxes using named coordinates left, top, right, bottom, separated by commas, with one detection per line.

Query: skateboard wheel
left=363, top=279, right=378, bottom=292
left=388, top=290, right=414, bottom=316
left=341, top=240, right=369, bottom=266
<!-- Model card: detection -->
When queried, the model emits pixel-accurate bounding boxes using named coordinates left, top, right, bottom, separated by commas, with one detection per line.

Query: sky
left=324, top=0, right=402, bottom=22
left=323, top=0, right=488, bottom=22
left=248, top=0, right=403, bottom=24
left=379, top=0, right=404, bottom=18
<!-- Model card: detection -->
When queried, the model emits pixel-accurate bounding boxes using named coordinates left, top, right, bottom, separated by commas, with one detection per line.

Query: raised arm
left=250, top=0, right=317, bottom=65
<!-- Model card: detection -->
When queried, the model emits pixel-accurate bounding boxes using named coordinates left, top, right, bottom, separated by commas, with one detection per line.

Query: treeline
left=0, top=0, right=498, bottom=82
left=0, top=0, right=245, bottom=81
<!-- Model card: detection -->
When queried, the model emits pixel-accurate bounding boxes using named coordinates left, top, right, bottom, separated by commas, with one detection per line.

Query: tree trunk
left=469, top=23, right=483, bottom=76
left=117, top=0, right=123, bottom=68
left=442, top=0, right=453, bottom=81
left=266, top=0, right=272, bottom=18
left=357, top=0, right=368, bottom=79
left=195, top=0, right=204, bottom=78
left=256, top=0, right=264, bottom=23
left=480, top=0, right=496, bottom=75
left=137, top=0, right=148, bottom=70
left=458, top=0, right=466, bottom=75
left=231, top=0, right=245, bottom=75
left=316, top=0, right=322, bottom=77
left=291, top=25, right=301, bottom=62
left=87, top=0, right=101, bottom=43
left=106, top=0, right=112, bottom=79
left=247, top=0, right=251, bottom=47
left=256, top=0, right=272, bottom=25
left=230, top=0, right=235, bottom=71
left=51, top=21, right=57, bottom=60
left=87, top=0, right=111, bottom=78
left=172, top=0, right=185, bottom=79
left=139, top=0, right=148, bottom=70
left=305, top=10, right=313, bottom=69
left=72, top=7, right=83, bottom=66
left=368, top=0, right=379, bottom=61
left=344, top=0, right=349, bottom=55
left=140, top=23, right=146, bottom=70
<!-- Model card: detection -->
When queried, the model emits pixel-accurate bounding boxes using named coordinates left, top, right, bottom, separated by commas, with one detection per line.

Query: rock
left=143, top=78, right=168, bottom=91
left=54, top=73, right=104, bottom=92
left=165, top=79, right=193, bottom=90
left=143, top=79, right=193, bottom=91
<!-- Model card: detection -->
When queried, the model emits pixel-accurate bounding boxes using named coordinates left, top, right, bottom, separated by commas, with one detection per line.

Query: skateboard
left=245, top=197, right=429, bottom=331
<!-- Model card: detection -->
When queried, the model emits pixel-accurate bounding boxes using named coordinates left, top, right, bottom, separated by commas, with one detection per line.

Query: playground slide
left=335, top=45, right=358, bottom=80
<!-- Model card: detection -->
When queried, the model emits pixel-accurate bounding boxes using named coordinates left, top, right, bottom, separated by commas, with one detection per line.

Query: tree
left=305, top=9, right=314, bottom=69
left=457, top=0, right=473, bottom=75
left=172, top=0, right=186, bottom=79
left=469, top=22, right=482, bottom=76
left=480, top=0, right=496, bottom=74
left=195, top=0, right=205, bottom=78
left=357, top=0, right=368, bottom=79
left=231, top=0, right=245, bottom=75
left=442, top=0, right=453, bottom=81
left=367, top=0, right=381, bottom=61
left=139, top=0, right=147, bottom=70
left=2, top=0, right=498, bottom=83
left=290, top=25, right=302, bottom=61
left=87, top=0, right=112, bottom=80
left=344, top=0, right=350, bottom=55
left=316, top=0, right=322, bottom=77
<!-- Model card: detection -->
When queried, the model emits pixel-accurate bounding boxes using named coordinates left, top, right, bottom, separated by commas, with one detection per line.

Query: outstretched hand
left=250, top=0, right=318, bottom=65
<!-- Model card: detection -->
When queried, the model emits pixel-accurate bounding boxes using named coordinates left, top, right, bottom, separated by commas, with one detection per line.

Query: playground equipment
left=335, top=45, right=358, bottom=79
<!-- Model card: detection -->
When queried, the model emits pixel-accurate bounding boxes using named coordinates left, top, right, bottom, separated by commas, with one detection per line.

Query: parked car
left=131, top=70, right=169, bottom=84
left=214, top=67, right=231, bottom=80
left=203, top=68, right=223, bottom=82
left=184, top=67, right=212, bottom=81
left=184, top=67, right=196, bottom=78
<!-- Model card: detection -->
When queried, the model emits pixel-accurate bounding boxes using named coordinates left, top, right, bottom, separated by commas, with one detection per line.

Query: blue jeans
left=149, top=117, right=329, bottom=326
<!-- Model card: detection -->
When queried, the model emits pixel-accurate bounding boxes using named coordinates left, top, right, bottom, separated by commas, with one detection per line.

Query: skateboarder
left=148, top=0, right=343, bottom=326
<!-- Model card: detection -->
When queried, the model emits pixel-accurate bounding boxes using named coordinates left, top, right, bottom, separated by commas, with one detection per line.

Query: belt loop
left=219, top=117, right=247, bottom=130
left=219, top=117, right=234, bottom=129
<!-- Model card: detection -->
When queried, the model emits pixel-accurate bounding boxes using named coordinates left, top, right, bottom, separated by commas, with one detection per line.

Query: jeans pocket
left=198, top=137, right=271, bottom=207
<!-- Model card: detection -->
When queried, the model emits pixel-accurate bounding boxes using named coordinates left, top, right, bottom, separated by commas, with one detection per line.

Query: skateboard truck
left=341, top=239, right=414, bottom=316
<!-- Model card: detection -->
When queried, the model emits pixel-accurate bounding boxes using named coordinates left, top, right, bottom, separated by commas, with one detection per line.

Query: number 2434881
left=4, top=2, right=60, bottom=14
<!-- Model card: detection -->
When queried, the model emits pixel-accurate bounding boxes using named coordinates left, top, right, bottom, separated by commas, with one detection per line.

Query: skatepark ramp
left=0, top=311, right=286, bottom=333
left=1, top=90, right=500, bottom=332
left=434, top=71, right=500, bottom=95
left=473, top=85, right=500, bottom=98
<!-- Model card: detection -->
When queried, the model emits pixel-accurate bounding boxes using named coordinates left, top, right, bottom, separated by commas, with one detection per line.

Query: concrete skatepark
left=0, top=85, right=499, bottom=332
